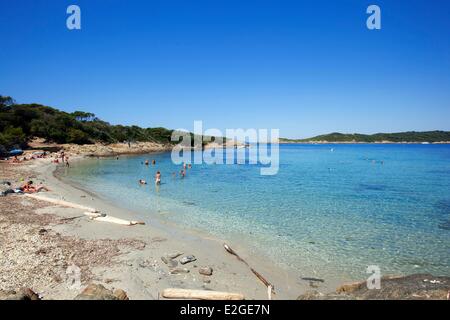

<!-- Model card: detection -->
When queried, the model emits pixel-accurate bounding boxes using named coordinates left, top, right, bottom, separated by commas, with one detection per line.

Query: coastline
left=2, top=148, right=449, bottom=300
left=0, top=155, right=313, bottom=299
left=279, top=141, right=450, bottom=144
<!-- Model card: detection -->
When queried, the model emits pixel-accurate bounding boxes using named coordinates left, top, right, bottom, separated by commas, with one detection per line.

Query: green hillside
left=281, top=131, right=450, bottom=143
left=0, top=95, right=219, bottom=151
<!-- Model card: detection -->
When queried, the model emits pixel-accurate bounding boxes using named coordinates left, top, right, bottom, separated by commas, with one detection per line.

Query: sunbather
left=20, top=181, right=50, bottom=193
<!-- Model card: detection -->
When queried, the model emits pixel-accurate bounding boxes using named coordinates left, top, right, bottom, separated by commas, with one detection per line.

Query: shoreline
left=49, top=156, right=325, bottom=298
left=1, top=156, right=312, bottom=299
left=2, top=151, right=449, bottom=300
left=54, top=155, right=347, bottom=290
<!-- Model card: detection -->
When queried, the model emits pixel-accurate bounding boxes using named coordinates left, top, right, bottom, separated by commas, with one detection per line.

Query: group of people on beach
left=1, top=180, right=50, bottom=197
left=5, top=150, right=71, bottom=168
left=139, top=160, right=192, bottom=186
left=53, top=151, right=70, bottom=167
left=7, top=152, right=48, bottom=163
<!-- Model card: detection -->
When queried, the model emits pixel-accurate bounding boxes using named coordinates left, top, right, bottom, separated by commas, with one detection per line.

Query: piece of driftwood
left=59, top=215, right=85, bottom=222
left=224, top=243, right=275, bottom=299
left=59, top=211, right=105, bottom=222
left=162, top=288, right=244, bottom=300
left=83, top=211, right=105, bottom=218
left=91, top=215, right=145, bottom=226
left=25, top=194, right=98, bottom=212
left=301, top=277, right=325, bottom=283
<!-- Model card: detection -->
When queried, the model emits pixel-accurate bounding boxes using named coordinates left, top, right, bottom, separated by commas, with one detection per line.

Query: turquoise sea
left=61, top=144, right=450, bottom=281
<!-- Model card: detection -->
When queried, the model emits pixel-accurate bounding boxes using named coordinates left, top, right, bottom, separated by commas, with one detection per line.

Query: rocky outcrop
left=298, top=274, right=450, bottom=300
left=74, top=284, right=129, bottom=300
left=199, top=267, right=213, bottom=276
left=0, top=288, right=40, bottom=300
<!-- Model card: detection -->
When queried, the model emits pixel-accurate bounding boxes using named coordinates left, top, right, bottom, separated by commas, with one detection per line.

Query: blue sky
left=1, top=0, right=449, bottom=138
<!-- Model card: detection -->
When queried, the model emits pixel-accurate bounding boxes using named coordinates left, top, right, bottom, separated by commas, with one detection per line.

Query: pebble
left=198, top=267, right=213, bottom=276
left=169, top=268, right=190, bottom=274
left=180, top=255, right=196, bottom=265
left=203, top=278, right=211, bottom=284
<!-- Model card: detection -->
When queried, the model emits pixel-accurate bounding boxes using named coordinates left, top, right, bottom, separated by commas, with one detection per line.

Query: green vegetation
left=2, top=94, right=448, bottom=151
left=0, top=95, right=220, bottom=151
left=280, top=131, right=450, bottom=143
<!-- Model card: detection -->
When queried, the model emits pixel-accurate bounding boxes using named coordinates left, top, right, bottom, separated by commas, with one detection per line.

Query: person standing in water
left=155, top=171, right=161, bottom=185
left=145, top=160, right=149, bottom=166
left=152, top=159, right=156, bottom=165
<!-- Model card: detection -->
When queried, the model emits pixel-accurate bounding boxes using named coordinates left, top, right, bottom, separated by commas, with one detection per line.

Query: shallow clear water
left=62, top=144, right=450, bottom=281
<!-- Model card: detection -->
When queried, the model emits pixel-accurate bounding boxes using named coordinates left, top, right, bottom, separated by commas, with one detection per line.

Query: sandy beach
left=0, top=151, right=314, bottom=300
left=2, top=147, right=449, bottom=300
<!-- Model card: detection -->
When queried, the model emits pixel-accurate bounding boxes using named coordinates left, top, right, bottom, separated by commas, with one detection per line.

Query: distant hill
left=0, top=95, right=220, bottom=151
left=280, top=131, right=450, bottom=143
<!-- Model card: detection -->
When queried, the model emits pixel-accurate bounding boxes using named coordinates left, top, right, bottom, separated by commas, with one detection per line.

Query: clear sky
left=1, top=0, right=449, bottom=138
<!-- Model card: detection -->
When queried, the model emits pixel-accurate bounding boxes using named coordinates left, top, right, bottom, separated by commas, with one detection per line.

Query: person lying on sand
left=20, top=181, right=50, bottom=193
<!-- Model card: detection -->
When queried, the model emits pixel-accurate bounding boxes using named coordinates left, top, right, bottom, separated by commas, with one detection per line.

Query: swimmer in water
left=155, top=171, right=161, bottom=185
left=152, top=159, right=156, bottom=165
left=180, top=169, right=186, bottom=178
left=145, top=160, right=149, bottom=166
left=139, top=179, right=147, bottom=185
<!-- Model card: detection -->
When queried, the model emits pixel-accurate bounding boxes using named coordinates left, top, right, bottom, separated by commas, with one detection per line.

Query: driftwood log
left=224, top=243, right=275, bottom=299
left=26, top=194, right=145, bottom=226
left=25, top=194, right=98, bottom=212
left=162, top=288, right=244, bottom=300
left=91, top=215, right=145, bottom=226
